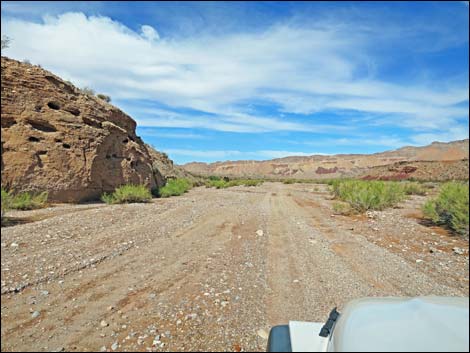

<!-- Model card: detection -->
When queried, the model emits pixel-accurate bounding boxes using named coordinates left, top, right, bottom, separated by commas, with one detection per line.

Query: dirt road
left=1, top=183, right=468, bottom=351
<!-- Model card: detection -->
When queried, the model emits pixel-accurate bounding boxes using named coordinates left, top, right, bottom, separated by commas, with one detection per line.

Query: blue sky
left=1, top=1, right=469, bottom=164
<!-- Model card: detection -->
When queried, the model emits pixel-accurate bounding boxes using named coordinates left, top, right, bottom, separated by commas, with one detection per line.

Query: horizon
left=1, top=1, right=469, bottom=164
left=179, top=138, right=470, bottom=166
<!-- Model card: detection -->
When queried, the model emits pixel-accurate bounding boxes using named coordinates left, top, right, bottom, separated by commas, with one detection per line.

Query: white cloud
left=141, top=25, right=159, bottom=41
left=410, top=126, right=469, bottom=146
left=164, top=149, right=327, bottom=161
left=138, top=130, right=205, bottom=140
left=1, top=11, right=468, bottom=137
left=128, top=107, right=322, bottom=133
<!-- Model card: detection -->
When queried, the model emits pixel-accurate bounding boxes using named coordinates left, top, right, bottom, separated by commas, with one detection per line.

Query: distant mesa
left=182, top=139, right=469, bottom=181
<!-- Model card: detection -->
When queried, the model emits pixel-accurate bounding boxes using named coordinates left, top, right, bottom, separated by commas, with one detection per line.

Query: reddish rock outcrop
left=1, top=57, right=167, bottom=202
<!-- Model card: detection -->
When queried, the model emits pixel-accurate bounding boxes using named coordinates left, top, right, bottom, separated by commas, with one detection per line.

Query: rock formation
left=145, top=144, right=195, bottom=182
left=1, top=57, right=174, bottom=202
left=183, top=139, right=469, bottom=181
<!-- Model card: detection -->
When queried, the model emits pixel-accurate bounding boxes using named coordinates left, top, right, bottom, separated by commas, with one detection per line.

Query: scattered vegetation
left=81, top=86, right=95, bottom=96
left=158, top=178, right=192, bottom=198
left=330, top=180, right=405, bottom=213
left=1, top=188, right=10, bottom=224
left=1, top=189, right=48, bottom=211
left=97, top=93, right=111, bottom=103
left=1, top=35, right=11, bottom=50
left=8, top=191, right=48, bottom=210
left=402, top=182, right=427, bottom=196
left=332, top=201, right=353, bottom=215
left=423, top=182, right=469, bottom=237
left=101, top=184, right=152, bottom=204
left=280, top=178, right=340, bottom=185
left=205, top=178, right=263, bottom=189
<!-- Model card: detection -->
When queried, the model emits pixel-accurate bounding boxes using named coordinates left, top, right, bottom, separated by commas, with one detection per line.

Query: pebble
left=31, top=311, right=40, bottom=318
left=40, top=290, right=49, bottom=296
left=257, top=329, right=269, bottom=340
left=256, top=230, right=264, bottom=236
left=111, top=341, right=118, bottom=351
left=185, top=313, right=198, bottom=320
left=100, top=346, right=106, bottom=352
left=100, top=320, right=109, bottom=327
left=416, top=259, right=423, bottom=263
left=453, top=247, right=464, bottom=255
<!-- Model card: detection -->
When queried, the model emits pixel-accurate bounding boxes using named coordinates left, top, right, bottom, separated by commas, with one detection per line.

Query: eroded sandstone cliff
left=1, top=57, right=173, bottom=202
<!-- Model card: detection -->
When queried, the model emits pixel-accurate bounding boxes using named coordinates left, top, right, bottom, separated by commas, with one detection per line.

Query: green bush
left=241, top=179, right=263, bottom=187
left=205, top=179, right=263, bottom=189
left=423, top=182, right=469, bottom=236
left=81, top=86, right=95, bottom=96
left=102, top=184, right=152, bottom=204
left=331, top=180, right=405, bottom=212
left=8, top=191, right=48, bottom=210
left=205, top=179, right=228, bottom=189
left=332, top=201, right=353, bottom=215
left=97, top=93, right=111, bottom=103
left=402, top=182, right=427, bottom=196
left=158, top=178, right=191, bottom=197
left=1, top=188, right=10, bottom=223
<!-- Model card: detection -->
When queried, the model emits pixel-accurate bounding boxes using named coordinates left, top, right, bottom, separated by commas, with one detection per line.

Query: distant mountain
left=182, top=139, right=469, bottom=181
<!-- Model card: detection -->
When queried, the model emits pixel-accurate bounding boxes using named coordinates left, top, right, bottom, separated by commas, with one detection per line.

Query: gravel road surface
left=1, top=183, right=468, bottom=351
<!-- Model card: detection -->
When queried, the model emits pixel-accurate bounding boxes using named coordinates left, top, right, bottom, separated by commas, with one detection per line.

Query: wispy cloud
left=138, top=129, right=205, bottom=140
left=1, top=4, right=468, bottom=163
left=129, top=107, right=324, bottom=133
left=165, top=149, right=328, bottom=162
left=1, top=11, right=467, bottom=136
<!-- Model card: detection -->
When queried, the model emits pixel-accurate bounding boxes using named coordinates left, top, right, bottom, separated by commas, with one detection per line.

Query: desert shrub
left=206, top=179, right=228, bottom=189
left=283, top=179, right=296, bottom=184
left=1, top=35, right=11, bottom=50
left=208, top=176, right=221, bottom=181
left=423, top=182, right=469, bottom=236
left=402, top=182, right=427, bottom=196
left=206, top=179, right=263, bottom=189
left=238, top=179, right=263, bottom=187
left=331, top=180, right=405, bottom=212
left=332, top=201, right=353, bottom=215
left=97, top=93, right=111, bottom=103
left=102, top=184, right=152, bottom=204
left=1, top=188, right=10, bottom=223
left=158, top=178, right=191, bottom=197
left=81, top=86, right=95, bottom=96
left=9, top=191, right=48, bottom=210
